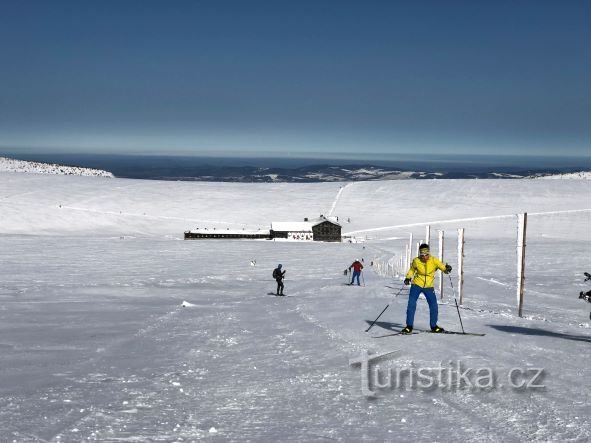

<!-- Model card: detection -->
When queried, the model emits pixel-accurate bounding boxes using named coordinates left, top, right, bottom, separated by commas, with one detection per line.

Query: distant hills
left=146, top=164, right=525, bottom=182
left=1, top=155, right=590, bottom=181
left=107, top=163, right=591, bottom=182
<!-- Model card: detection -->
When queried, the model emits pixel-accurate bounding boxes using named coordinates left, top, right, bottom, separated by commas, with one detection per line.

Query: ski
left=371, top=327, right=484, bottom=337
left=408, top=327, right=485, bottom=336
left=440, top=331, right=486, bottom=336
left=371, top=331, right=419, bottom=338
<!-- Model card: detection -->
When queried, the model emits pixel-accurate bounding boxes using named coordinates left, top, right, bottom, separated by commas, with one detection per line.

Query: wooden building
left=269, top=222, right=314, bottom=241
left=311, top=218, right=342, bottom=242
left=184, top=228, right=270, bottom=240
left=184, top=216, right=341, bottom=242
left=270, top=216, right=341, bottom=242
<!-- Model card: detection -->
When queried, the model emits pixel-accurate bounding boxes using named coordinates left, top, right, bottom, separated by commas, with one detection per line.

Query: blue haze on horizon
left=0, top=0, right=590, bottom=160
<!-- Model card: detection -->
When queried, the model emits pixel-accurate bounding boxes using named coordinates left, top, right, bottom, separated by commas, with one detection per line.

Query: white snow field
left=1, top=171, right=591, bottom=442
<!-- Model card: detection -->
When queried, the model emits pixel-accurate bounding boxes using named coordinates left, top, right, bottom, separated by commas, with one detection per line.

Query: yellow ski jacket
left=405, top=256, right=447, bottom=288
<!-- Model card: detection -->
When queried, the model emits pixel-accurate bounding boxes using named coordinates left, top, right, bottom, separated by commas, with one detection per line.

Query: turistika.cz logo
left=349, top=349, right=545, bottom=398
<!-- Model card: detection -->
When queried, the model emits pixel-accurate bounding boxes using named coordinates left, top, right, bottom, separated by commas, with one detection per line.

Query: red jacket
left=350, top=261, right=363, bottom=272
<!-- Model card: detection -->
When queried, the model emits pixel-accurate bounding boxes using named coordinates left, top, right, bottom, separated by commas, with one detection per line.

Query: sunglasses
left=419, top=253, right=430, bottom=257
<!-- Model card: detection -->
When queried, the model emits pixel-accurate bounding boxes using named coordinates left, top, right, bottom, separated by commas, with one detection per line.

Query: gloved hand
left=404, top=278, right=411, bottom=285
left=444, top=264, right=452, bottom=274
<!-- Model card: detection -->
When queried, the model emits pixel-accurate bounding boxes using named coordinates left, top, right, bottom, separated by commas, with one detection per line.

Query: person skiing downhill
left=349, top=259, right=364, bottom=286
left=402, top=244, right=452, bottom=333
left=273, top=264, right=286, bottom=296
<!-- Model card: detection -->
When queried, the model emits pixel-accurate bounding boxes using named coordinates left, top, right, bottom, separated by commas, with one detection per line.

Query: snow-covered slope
left=0, top=156, right=113, bottom=177
left=1, top=172, right=590, bottom=441
left=2, top=173, right=591, bottom=238
left=533, top=171, right=591, bottom=179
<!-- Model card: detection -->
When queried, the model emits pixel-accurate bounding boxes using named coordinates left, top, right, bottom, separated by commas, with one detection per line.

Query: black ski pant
left=276, top=278, right=284, bottom=295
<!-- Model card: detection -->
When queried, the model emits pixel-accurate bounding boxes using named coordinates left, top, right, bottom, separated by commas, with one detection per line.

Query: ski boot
left=431, top=326, right=445, bottom=333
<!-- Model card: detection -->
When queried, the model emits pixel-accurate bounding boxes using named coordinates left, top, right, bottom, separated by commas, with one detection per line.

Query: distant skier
left=580, top=272, right=591, bottom=319
left=349, top=259, right=364, bottom=286
left=273, top=264, right=286, bottom=296
left=402, top=244, right=452, bottom=333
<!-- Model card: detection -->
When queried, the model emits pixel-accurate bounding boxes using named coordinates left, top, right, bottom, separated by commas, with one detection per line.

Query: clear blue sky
left=1, top=0, right=590, bottom=158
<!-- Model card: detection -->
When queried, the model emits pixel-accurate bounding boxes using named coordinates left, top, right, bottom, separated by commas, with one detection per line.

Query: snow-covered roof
left=271, top=216, right=341, bottom=232
left=271, top=222, right=313, bottom=232
left=309, top=215, right=341, bottom=227
left=187, top=228, right=270, bottom=235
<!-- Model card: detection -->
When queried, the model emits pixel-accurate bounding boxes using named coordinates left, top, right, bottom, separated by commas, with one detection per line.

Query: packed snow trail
left=328, top=182, right=355, bottom=216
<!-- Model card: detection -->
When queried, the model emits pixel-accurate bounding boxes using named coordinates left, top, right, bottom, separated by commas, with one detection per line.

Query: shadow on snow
left=488, top=325, right=591, bottom=343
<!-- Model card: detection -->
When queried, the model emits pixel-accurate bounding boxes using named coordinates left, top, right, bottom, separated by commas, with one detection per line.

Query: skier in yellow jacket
left=402, top=244, right=452, bottom=333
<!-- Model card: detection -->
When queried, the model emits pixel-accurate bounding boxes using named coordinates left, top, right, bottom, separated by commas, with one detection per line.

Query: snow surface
left=0, top=157, right=113, bottom=177
left=1, top=172, right=591, bottom=442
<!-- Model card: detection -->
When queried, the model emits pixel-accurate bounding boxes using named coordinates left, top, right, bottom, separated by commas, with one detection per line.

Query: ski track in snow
left=18, top=307, right=188, bottom=441
left=2, top=199, right=236, bottom=226
left=61, top=205, right=235, bottom=225
left=327, top=182, right=355, bottom=216
left=476, top=276, right=510, bottom=287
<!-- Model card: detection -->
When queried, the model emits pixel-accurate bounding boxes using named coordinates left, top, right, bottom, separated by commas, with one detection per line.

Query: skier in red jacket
left=349, top=259, right=364, bottom=286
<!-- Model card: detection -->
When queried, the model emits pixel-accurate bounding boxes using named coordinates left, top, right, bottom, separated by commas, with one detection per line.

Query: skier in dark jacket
left=349, top=259, right=364, bottom=286
left=273, top=264, right=286, bottom=296
left=580, top=272, right=591, bottom=318
left=581, top=272, right=591, bottom=300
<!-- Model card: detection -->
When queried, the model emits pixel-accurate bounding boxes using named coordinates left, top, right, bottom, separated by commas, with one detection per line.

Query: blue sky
left=1, top=0, right=590, bottom=158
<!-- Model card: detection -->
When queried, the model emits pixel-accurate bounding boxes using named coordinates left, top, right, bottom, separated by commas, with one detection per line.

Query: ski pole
left=365, top=284, right=406, bottom=332
left=448, top=274, right=465, bottom=334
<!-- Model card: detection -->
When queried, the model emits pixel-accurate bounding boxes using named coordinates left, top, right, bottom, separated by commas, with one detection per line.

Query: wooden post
left=425, top=225, right=431, bottom=247
left=517, top=213, right=527, bottom=317
left=408, top=232, right=413, bottom=269
left=404, top=244, right=409, bottom=272
left=438, top=230, right=444, bottom=299
left=457, top=228, right=465, bottom=304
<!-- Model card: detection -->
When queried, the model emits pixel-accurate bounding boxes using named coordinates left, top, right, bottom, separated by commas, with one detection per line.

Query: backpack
left=273, top=268, right=279, bottom=279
